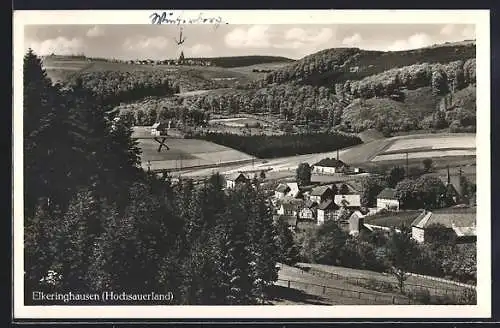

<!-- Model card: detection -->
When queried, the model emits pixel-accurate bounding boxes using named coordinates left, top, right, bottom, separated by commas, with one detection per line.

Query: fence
left=295, top=266, right=467, bottom=298
left=275, top=278, right=413, bottom=305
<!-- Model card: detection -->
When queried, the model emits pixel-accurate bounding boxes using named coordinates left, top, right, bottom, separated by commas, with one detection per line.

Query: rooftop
left=317, top=199, right=339, bottom=211
left=310, top=185, right=332, bottom=196
left=377, top=188, right=398, bottom=200
left=313, top=158, right=347, bottom=168
left=411, top=207, right=476, bottom=229
left=275, top=184, right=290, bottom=193
left=334, top=194, right=361, bottom=208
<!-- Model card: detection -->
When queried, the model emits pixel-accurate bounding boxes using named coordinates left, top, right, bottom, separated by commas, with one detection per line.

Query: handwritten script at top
left=149, top=12, right=227, bottom=27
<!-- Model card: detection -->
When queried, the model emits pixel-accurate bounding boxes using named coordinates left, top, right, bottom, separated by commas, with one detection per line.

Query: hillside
left=342, top=87, right=441, bottom=133
left=188, top=55, right=294, bottom=68
left=256, top=41, right=475, bottom=87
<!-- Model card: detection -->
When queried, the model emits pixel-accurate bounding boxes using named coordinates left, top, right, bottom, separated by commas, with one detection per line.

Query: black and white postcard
left=12, top=9, right=491, bottom=320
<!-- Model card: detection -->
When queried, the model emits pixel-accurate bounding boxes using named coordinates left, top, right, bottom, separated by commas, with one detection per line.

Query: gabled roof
left=313, top=158, right=347, bottom=168
left=280, top=198, right=304, bottom=210
left=310, top=185, right=332, bottom=196
left=334, top=195, right=361, bottom=208
left=411, top=208, right=476, bottom=229
left=304, top=199, right=318, bottom=209
left=349, top=210, right=365, bottom=220
left=275, top=184, right=290, bottom=193
left=225, top=172, right=250, bottom=182
left=317, top=199, right=339, bottom=211
left=377, top=188, right=398, bottom=200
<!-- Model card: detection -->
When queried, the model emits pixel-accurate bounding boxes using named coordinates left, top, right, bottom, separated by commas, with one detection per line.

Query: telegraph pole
left=405, top=152, right=409, bottom=178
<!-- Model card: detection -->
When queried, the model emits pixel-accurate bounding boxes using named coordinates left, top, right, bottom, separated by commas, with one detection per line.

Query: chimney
left=336, top=149, right=339, bottom=161
left=447, top=165, right=451, bottom=184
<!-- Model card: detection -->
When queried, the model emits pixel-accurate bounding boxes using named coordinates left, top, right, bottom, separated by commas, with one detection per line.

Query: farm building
left=277, top=198, right=303, bottom=217
left=275, top=184, right=290, bottom=200
left=151, top=122, right=163, bottom=136
left=309, top=185, right=335, bottom=204
left=299, top=200, right=318, bottom=220
left=410, top=207, right=476, bottom=244
left=376, top=188, right=400, bottom=211
left=346, top=210, right=366, bottom=236
left=312, top=158, right=348, bottom=175
left=285, top=182, right=301, bottom=198
left=224, top=172, right=250, bottom=189
left=334, top=194, right=361, bottom=209
left=317, top=200, right=340, bottom=225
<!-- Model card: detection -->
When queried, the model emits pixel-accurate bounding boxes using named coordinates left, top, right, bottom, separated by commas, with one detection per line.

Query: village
left=221, top=156, right=476, bottom=245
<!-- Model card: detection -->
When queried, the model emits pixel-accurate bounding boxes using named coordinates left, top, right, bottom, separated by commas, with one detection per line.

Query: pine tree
left=218, top=186, right=254, bottom=305
left=53, top=189, right=105, bottom=291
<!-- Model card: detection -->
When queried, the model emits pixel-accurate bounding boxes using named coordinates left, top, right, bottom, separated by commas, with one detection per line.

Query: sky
left=24, top=24, right=475, bottom=60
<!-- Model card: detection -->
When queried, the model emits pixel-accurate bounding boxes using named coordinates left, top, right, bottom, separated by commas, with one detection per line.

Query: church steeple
left=178, top=51, right=185, bottom=64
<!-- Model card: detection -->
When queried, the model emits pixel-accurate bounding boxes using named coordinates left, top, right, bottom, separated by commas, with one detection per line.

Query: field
left=174, top=132, right=476, bottom=181
left=370, top=134, right=476, bottom=162
left=41, top=56, right=278, bottom=87
left=295, top=263, right=471, bottom=296
left=132, top=127, right=256, bottom=171
left=273, top=264, right=413, bottom=305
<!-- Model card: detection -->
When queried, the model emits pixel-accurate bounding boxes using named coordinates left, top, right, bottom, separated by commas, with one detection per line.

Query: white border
left=12, top=9, right=491, bottom=320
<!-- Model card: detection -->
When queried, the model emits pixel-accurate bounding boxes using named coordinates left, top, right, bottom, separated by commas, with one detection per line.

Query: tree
left=413, top=175, right=447, bottom=209
left=276, top=220, right=300, bottom=266
left=296, top=163, right=312, bottom=186
left=360, top=176, right=387, bottom=208
left=385, top=230, right=419, bottom=293
left=431, top=68, right=449, bottom=96
left=424, top=223, right=456, bottom=246
left=259, top=170, right=267, bottom=180
left=339, top=183, right=350, bottom=195
left=422, top=158, right=433, bottom=173
left=387, top=166, right=406, bottom=188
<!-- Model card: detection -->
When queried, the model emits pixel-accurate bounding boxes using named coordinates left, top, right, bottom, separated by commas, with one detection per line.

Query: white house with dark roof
left=285, top=182, right=301, bottom=198
left=316, top=199, right=340, bottom=225
left=275, top=184, right=290, bottom=200
left=277, top=198, right=303, bottom=217
left=299, top=199, right=318, bottom=220
left=312, top=158, right=348, bottom=175
left=376, top=188, right=400, bottom=211
left=224, top=172, right=250, bottom=189
left=411, top=208, right=476, bottom=243
left=309, top=185, right=334, bottom=204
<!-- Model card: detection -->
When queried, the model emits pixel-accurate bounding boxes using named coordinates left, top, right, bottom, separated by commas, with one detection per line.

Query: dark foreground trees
left=23, top=50, right=280, bottom=305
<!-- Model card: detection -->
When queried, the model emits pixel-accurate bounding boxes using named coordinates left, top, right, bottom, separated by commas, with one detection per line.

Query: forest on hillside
left=24, top=49, right=285, bottom=305
left=254, top=43, right=475, bottom=87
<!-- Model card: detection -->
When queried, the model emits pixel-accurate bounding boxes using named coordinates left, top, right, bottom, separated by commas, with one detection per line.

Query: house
left=411, top=207, right=476, bottom=244
left=299, top=200, right=318, bottom=220
left=274, top=184, right=290, bottom=199
left=334, top=194, right=361, bottom=209
left=224, top=172, right=250, bottom=189
left=286, top=182, right=301, bottom=198
left=277, top=198, right=303, bottom=217
left=316, top=200, right=340, bottom=225
left=309, top=185, right=334, bottom=204
left=347, top=210, right=366, bottom=236
left=312, top=158, right=348, bottom=175
left=376, top=188, right=400, bottom=211
left=151, top=122, right=163, bottom=136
